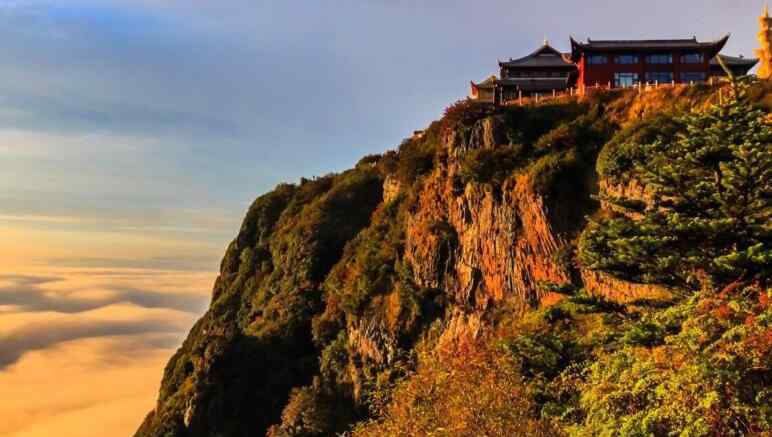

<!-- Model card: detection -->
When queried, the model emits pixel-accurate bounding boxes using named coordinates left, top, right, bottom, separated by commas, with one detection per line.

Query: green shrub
left=440, top=99, right=494, bottom=135
left=458, top=144, right=525, bottom=185
left=568, top=292, right=626, bottom=314
left=320, top=332, right=350, bottom=386
left=504, top=102, right=588, bottom=145
left=325, top=197, right=406, bottom=317
left=539, top=281, right=579, bottom=296
left=621, top=322, right=665, bottom=347
left=543, top=306, right=573, bottom=323
left=395, top=138, right=435, bottom=184
left=527, top=149, right=580, bottom=195
left=596, top=114, right=682, bottom=179
left=357, top=154, right=381, bottom=167
left=580, top=94, right=772, bottom=289
left=534, top=108, right=612, bottom=155
left=502, top=333, right=570, bottom=379
left=573, top=287, right=772, bottom=436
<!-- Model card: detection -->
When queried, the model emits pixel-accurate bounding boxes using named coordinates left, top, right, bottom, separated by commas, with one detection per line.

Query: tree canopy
left=580, top=87, right=772, bottom=290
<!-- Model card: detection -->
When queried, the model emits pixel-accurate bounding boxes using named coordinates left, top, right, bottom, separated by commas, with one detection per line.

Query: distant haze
left=0, top=1, right=763, bottom=435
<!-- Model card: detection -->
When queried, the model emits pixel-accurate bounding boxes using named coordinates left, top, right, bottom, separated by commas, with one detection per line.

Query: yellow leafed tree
left=756, top=3, right=772, bottom=78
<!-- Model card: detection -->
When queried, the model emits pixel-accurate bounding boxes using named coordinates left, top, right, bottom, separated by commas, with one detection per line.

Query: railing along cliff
left=499, top=77, right=731, bottom=107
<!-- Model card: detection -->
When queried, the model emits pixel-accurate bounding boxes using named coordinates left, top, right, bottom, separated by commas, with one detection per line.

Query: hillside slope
left=136, top=82, right=771, bottom=437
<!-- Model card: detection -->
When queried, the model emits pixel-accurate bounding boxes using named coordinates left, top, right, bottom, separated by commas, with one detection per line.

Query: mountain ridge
left=136, top=81, right=772, bottom=437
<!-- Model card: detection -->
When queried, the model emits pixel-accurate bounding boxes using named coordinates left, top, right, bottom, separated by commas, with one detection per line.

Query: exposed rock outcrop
left=444, top=114, right=509, bottom=156
left=382, top=175, right=401, bottom=203
left=405, top=167, right=573, bottom=309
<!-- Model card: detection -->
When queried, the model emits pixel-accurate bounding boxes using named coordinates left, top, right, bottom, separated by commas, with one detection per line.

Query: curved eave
left=713, top=55, right=759, bottom=67
left=569, top=34, right=731, bottom=60
left=511, top=43, right=553, bottom=63
left=707, top=34, right=731, bottom=58
left=471, top=80, right=497, bottom=90
left=569, top=36, right=584, bottom=62
left=738, top=58, right=759, bottom=68
left=712, top=56, right=759, bottom=72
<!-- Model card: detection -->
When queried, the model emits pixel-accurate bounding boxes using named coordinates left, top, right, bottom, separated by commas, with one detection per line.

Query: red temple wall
left=577, top=50, right=712, bottom=88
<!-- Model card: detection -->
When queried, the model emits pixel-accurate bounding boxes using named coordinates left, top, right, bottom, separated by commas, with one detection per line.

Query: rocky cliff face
left=135, top=86, right=733, bottom=437
left=404, top=121, right=574, bottom=310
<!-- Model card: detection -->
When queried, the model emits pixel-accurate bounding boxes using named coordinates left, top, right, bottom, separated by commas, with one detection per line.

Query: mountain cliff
left=136, top=82, right=772, bottom=437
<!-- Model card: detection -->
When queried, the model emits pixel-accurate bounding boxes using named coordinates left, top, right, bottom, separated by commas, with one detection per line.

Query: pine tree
left=579, top=86, right=772, bottom=289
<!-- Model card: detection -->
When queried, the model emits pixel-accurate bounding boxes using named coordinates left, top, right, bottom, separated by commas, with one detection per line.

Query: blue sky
left=0, top=1, right=762, bottom=254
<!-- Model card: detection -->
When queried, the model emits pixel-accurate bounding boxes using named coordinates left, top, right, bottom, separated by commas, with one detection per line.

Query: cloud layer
left=0, top=268, right=212, bottom=369
left=0, top=265, right=214, bottom=436
left=0, top=317, right=181, bottom=369
left=0, top=273, right=208, bottom=314
left=0, top=268, right=212, bottom=372
left=0, top=333, right=178, bottom=437
left=0, top=270, right=208, bottom=371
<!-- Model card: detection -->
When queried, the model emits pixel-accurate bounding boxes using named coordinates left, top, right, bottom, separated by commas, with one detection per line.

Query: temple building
left=470, top=42, right=576, bottom=102
left=571, top=35, right=738, bottom=88
left=471, top=42, right=575, bottom=103
left=471, top=34, right=758, bottom=103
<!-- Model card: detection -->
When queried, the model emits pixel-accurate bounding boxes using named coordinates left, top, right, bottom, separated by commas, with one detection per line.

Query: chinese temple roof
left=570, top=35, right=730, bottom=61
left=712, top=54, right=759, bottom=67
left=471, top=75, right=498, bottom=90
left=499, top=43, right=576, bottom=69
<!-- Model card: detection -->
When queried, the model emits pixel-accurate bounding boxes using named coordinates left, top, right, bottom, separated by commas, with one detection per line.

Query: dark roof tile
left=712, top=54, right=759, bottom=67
left=499, top=43, right=575, bottom=68
left=569, top=35, right=730, bottom=61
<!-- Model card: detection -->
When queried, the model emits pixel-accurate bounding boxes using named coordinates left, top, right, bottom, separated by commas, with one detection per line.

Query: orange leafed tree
left=756, top=3, right=772, bottom=78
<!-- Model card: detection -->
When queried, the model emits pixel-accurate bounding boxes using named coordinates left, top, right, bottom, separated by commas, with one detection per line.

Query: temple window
left=681, top=53, right=704, bottom=63
left=587, top=55, right=608, bottom=64
left=645, top=71, right=674, bottom=83
left=646, top=54, right=673, bottom=64
left=614, top=72, right=639, bottom=87
left=615, top=55, right=639, bottom=64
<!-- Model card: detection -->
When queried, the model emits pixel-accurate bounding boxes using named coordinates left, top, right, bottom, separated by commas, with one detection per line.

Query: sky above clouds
left=0, top=0, right=764, bottom=435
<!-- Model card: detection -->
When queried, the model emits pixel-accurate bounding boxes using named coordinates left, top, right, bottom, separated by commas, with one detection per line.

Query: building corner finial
left=544, top=37, right=549, bottom=46
left=765, top=2, right=770, bottom=18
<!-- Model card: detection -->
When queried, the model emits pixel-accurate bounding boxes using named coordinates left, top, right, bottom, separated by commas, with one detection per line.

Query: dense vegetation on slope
left=137, top=81, right=771, bottom=437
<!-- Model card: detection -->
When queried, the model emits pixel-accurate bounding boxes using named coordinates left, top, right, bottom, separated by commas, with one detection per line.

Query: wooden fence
left=499, top=77, right=729, bottom=107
